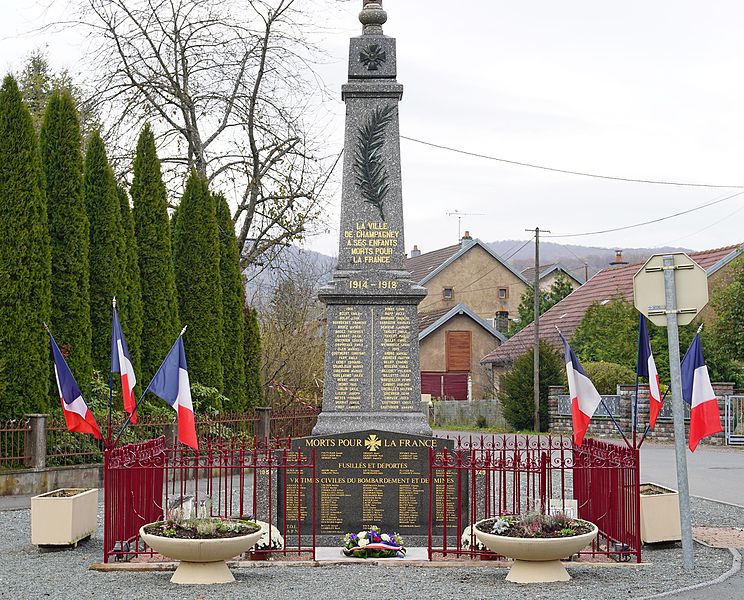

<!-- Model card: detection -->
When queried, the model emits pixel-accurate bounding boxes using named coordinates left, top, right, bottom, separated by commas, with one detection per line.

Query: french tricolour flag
left=637, top=315, right=662, bottom=429
left=49, top=332, right=102, bottom=440
left=681, top=334, right=722, bottom=452
left=148, top=336, right=197, bottom=449
left=560, top=333, right=602, bottom=446
left=111, top=305, right=137, bottom=423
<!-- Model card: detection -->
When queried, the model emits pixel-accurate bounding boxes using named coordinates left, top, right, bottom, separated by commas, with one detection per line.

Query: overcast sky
left=4, top=1, right=744, bottom=259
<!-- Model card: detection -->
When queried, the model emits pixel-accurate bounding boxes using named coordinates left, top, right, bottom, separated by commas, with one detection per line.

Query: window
left=442, top=287, right=454, bottom=301
left=494, top=311, right=509, bottom=333
left=446, top=331, right=471, bottom=372
left=498, top=287, right=508, bottom=300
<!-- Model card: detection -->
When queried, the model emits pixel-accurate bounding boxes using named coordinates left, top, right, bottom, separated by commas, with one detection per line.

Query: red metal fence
left=103, top=437, right=316, bottom=563
left=0, top=408, right=319, bottom=468
left=102, top=433, right=639, bottom=564
left=428, top=434, right=641, bottom=562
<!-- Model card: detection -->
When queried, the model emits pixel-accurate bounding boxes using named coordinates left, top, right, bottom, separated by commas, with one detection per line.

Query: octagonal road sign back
left=633, top=253, right=709, bottom=327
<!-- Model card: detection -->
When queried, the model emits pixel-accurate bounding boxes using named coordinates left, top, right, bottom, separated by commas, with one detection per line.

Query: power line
left=543, top=190, right=744, bottom=239
left=458, top=236, right=535, bottom=294
left=656, top=203, right=744, bottom=247
left=401, top=135, right=744, bottom=189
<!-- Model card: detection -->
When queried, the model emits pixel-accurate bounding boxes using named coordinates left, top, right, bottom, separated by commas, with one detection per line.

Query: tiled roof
left=418, top=303, right=506, bottom=342
left=521, top=263, right=585, bottom=285
left=481, top=245, right=742, bottom=366
left=418, top=307, right=452, bottom=333
left=405, top=244, right=461, bottom=283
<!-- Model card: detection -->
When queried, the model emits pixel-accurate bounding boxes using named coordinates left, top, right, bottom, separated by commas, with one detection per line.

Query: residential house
left=520, top=263, right=585, bottom=291
left=418, top=304, right=506, bottom=400
left=405, top=232, right=530, bottom=399
left=481, top=244, right=743, bottom=392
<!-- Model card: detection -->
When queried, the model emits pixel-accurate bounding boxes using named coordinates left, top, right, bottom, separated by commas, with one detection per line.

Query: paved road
left=640, top=443, right=744, bottom=506
left=434, top=430, right=744, bottom=506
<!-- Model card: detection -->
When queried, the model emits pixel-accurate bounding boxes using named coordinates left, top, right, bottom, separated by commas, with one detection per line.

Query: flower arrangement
left=251, top=520, right=284, bottom=552
left=475, top=512, right=592, bottom=539
left=343, top=526, right=405, bottom=558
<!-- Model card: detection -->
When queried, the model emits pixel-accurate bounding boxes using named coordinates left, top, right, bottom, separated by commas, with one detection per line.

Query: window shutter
left=446, top=331, right=471, bottom=372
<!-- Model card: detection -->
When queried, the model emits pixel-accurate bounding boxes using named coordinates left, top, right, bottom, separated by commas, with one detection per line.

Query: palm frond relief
left=353, top=104, right=396, bottom=221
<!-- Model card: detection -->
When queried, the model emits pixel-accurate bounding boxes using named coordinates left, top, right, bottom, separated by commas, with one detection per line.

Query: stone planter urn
left=474, top=518, right=598, bottom=583
left=31, top=488, right=98, bottom=547
left=640, top=482, right=681, bottom=544
left=139, top=522, right=262, bottom=584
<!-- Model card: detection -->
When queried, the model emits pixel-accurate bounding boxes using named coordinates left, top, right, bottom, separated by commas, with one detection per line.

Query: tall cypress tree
left=244, top=306, right=263, bottom=408
left=173, top=172, right=224, bottom=390
left=40, top=90, right=92, bottom=394
left=131, top=124, right=179, bottom=382
left=215, top=194, right=246, bottom=409
left=0, top=75, right=51, bottom=417
left=117, top=185, right=143, bottom=377
left=85, top=132, right=124, bottom=373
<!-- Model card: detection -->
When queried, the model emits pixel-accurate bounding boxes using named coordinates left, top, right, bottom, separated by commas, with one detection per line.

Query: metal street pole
left=526, top=227, right=550, bottom=432
left=662, top=255, right=694, bottom=570
left=533, top=228, right=540, bottom=432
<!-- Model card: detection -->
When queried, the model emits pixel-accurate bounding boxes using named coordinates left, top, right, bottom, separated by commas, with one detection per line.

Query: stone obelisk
left=313, top=1, right=430, bottom=436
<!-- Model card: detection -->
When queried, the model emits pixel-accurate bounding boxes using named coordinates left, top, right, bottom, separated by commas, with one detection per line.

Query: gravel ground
left=0, top=501, right=739, bottom=600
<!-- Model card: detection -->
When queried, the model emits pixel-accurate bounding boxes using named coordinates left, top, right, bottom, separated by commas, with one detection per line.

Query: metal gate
left=725, top=396, right=744, bottom=445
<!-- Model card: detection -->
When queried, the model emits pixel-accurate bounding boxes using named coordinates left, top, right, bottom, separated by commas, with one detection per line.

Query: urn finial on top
left=360, top=1, right=387, bottom=35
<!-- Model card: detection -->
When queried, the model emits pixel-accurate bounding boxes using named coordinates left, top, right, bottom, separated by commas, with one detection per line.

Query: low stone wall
left=431, top=399, right=507, bottom=429
left=548, top=383, right=734, bottom=445
left=0, top=464, right=103, bottom=496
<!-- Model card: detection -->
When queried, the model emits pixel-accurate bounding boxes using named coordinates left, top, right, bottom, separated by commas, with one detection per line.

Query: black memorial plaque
left=277, top=430, right=465, bottom=537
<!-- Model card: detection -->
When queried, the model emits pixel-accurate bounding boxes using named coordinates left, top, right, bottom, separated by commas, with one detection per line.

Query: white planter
left=474, top=518, right=598, bottom=583
left=140, top=523, right=262, bottom=584
left=640, top=482, right=681, bottom=544
left=31, top=488, right=98, bottom=546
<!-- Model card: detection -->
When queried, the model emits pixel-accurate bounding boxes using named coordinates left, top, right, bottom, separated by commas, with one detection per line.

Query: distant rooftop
left=481, top=244, right=742, bottom=366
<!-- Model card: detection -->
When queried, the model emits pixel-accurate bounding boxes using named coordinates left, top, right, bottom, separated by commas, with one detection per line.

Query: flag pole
left=637, top=323, right=704, bottom=448
left=113, top=326, right=187, bottom=448
left=108, top=297, right=116, bottom=446
left=555, top=326, right=631, bottom=447
left=632, top=315, right=643, bottom=448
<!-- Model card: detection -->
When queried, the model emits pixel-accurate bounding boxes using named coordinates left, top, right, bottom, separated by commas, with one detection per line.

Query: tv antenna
left=446, top=210, right=486, bottom=240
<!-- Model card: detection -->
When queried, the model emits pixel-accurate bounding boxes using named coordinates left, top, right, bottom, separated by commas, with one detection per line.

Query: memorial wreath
left=342, top=526, right=406, bottom=558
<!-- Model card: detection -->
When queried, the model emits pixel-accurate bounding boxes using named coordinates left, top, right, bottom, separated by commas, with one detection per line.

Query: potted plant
left=342, top=526, right=406, bottom=558
left=474, top=513, right=598, bottom=583
left=460, top=525, right=499, bottom=560
left=246, top=520, right=284, bottom=560
left=139, top=517, right=261, bottom=584
left=31, top=488, right=98, bottom=547
left=640, top=482, right=681, bottom=543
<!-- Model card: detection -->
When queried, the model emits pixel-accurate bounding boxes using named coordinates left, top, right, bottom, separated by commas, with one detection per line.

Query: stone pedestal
left=313, top=0, right=429, bottom=437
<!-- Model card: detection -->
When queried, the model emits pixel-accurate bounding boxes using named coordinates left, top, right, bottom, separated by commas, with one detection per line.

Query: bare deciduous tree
left=79, top=0, right=336, bottom=266
left=255, top=249, right=331, bottom=408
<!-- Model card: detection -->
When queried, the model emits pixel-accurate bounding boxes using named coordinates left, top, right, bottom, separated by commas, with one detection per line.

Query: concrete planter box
left=640, top=482, right=681, bottom=544
left=31, top=488, right=98, bottom=546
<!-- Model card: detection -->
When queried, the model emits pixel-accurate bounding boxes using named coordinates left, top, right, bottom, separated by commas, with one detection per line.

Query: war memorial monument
left=281, top=1, right=459, bottom=539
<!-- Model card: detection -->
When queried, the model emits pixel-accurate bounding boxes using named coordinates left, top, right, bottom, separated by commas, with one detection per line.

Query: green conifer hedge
left=173, top=172, right=224, bottom=390
left=131, top=124, right=179, bottom=382
left=215, top=194, right=246, bottom=409
left=0, top=76, right=52, bottom=417
left=40, top=90, right=92, bottom=394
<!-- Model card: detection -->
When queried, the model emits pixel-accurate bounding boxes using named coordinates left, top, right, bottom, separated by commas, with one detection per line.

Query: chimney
left=460, top=230, right=475, bottom=249
left=611, top=249, right=628, bottom=266
left=410, top=244, right=421, bottom=258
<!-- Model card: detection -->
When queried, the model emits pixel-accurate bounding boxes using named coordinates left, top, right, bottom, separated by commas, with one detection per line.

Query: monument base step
left=312, top=412, right=432, bottom=437
left=315, top=546, right=429, bottom=562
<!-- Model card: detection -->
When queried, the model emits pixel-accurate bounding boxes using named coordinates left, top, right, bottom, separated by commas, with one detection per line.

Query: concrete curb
left=638, top=546, right=742, bottom=600
left=692, top=494, right=744, bottom=511
left=89, top=557, right=649, bottom=572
